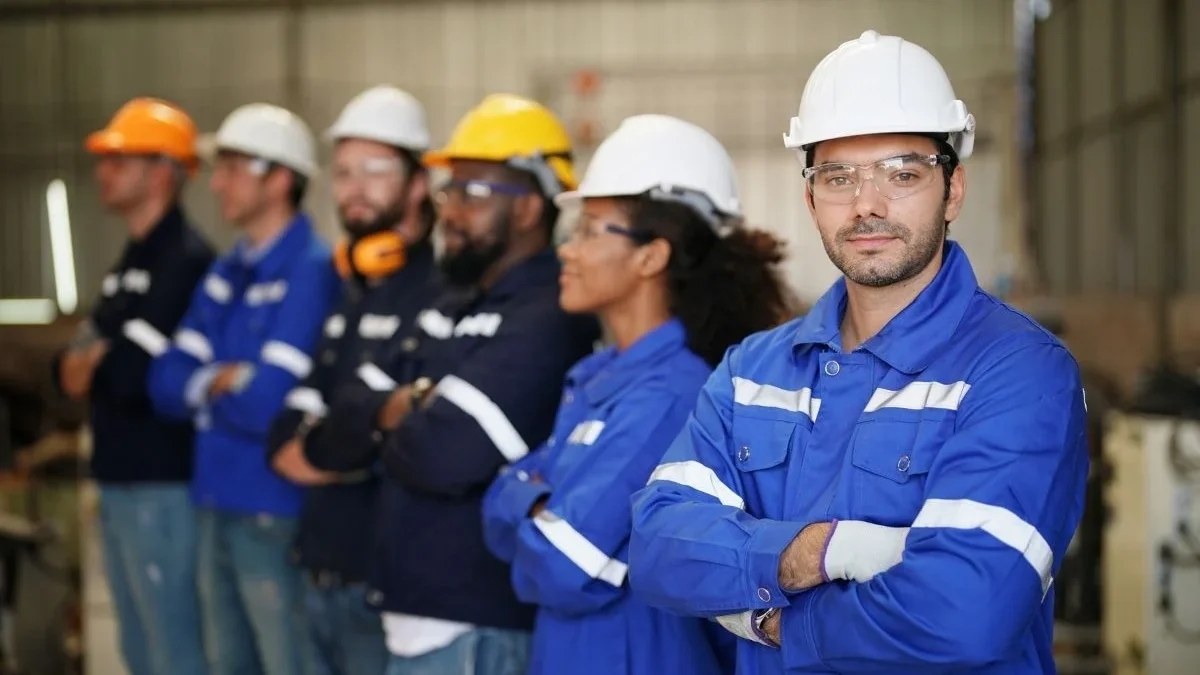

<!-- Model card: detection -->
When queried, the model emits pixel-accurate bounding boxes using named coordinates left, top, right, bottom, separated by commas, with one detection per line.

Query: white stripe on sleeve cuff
left=357, top=363, right=398, bottom=392
left=175, top=328, right=213, bottom=363
left=262, top=340, right=313, bottom=379
left=913, top=498, right=1054, bottom=595
left=284, top=387, right=327, bottom=417
left=532, top=510, right=628, bottom=587
left=122, top=319, right=169, bottom=357
left=435, top=375, right=528, bottom=461
left=647, top=460, right=745, bottom=510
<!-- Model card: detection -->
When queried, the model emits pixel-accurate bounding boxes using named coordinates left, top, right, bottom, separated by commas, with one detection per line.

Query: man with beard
left=319, top=93, right=600, bottom=675
left=264, top=85, right=438, bottom=675
left=53, top=97, right=212, bottom=675
left=629, top=30, right=1089, bottom=675
left=149, top=102, right=340, bottom=675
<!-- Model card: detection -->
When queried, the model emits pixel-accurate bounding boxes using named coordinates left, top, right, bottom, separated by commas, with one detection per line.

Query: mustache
left=837, top=218, right=908, bottom=242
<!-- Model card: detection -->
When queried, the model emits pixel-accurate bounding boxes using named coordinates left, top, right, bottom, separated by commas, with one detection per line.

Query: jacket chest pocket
left=730, top=414, right=803, bottom=511
left=845, top=415, right=953, bottom=525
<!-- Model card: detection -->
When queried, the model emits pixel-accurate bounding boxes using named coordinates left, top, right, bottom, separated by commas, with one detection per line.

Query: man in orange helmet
left=54, top=97, right=214, bottom=675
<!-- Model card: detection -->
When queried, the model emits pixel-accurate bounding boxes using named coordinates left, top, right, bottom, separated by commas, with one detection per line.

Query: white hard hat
left=326, top=85, right=431, bottom=152
left=556, top=114, right=741, bottom=230
left=213, top=103, right=318, bottom=177
left=783, top=30, right=976, bottom=160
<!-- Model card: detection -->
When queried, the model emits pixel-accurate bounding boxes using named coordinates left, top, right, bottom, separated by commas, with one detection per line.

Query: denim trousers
left=196, top=509, right=312, bottom=675
left=98, top=483, right=207, bottom=675
left=305, top=579, right=389, bottom=675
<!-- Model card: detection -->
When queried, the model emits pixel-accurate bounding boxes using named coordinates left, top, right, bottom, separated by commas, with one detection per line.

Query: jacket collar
left=127, top=204, right=185, bottom=257
left=486, top=249, right=561, bottom=301
left=568, top=318, right=689, bottom=404
left=233, top=212, right=315, bottom=277
left=792, top=241, right=979, bottom=374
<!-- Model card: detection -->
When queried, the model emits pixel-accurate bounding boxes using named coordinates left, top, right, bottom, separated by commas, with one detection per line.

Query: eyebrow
left=814, top=151, right=928, bottom=165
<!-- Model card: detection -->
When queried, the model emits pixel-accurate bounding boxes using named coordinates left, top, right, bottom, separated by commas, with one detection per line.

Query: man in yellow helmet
left=317, top=94, right=600, bottom=674
left=53, top=97, right=213, bottom=675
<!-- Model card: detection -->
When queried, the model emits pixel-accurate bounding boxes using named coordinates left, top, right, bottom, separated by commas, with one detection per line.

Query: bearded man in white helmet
left=265, top=85, right=440, bottom=675
left=149, top=102, right=341, bottom=675
left=629, top=30, right=1089, bottom=674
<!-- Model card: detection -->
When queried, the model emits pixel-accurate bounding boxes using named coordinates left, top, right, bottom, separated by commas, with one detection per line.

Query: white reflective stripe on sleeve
left=284, top=387, right=327, bottom=417
left=913, top=498, right=1054, bottom=595
left=261, top=340, right=313, bottom=379
left=357, top=363, right=398, bottom=392
left=435, top=375, right=528, bottom=461
left=647, top=461, right=745, bottom=510
left=863, top=380, right=971, bottom=413
left=731, top=377, right=821, bottom=422
left=531, top=510, right=627, bottom=587
left=175, top=328, right=213, bottom=363
left=122, top=318, right=169, bottom=357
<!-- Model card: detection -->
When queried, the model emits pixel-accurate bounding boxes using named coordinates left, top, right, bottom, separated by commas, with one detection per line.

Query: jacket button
left=737, top=446, right=751, bottom=462
left=366, top=590, right=383, bottom=606
left=757, top=587, right=771, bottom=602
left=897, top=454, right=911, bottom=473
left=402, top=337, right=419, bottom=352
left=824, top=360, right=841, bottom=376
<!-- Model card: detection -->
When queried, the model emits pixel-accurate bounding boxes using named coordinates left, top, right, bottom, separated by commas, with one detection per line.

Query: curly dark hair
left=618, top=196, right=799, bottom=365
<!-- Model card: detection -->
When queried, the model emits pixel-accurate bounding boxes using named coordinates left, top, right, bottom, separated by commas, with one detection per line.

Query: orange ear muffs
left=334, top=231, right=407, bottom=280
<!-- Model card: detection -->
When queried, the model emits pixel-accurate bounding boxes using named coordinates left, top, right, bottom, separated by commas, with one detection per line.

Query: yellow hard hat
left=424, top=93, right=576, bottom=195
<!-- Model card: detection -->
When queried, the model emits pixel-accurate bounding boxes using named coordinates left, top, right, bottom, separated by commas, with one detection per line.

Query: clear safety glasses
left=330, top=156, right=407, bottom=187
left=562, top=216, right=650, bottom=246
left=433, top=179, right=532, bottom=210
left=802, top=153, right=950, bottom=204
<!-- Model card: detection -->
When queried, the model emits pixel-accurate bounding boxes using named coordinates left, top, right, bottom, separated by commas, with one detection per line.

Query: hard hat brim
left=85, top=129, right=199, bottom=171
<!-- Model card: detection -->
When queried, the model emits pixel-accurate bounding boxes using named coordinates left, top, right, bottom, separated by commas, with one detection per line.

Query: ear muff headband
left=334, top=231, right=407, bottom=280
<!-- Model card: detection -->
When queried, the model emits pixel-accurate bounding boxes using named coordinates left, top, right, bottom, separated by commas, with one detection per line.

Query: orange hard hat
left=86, top=98, right=199, bottom=169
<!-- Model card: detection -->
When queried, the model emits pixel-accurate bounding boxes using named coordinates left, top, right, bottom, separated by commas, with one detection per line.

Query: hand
left=271, top=439, right=336, bottom=486
left=528, top=494, right=549, bottom=518
left=208, top=364, right=244, bottom=399
left=762, top=609, right=782, bottom=647
left=377, top=385, right=414, bottom=431
left=778, top=522, right=833, bottom=591
left=60, top=341, right=109, bottom=400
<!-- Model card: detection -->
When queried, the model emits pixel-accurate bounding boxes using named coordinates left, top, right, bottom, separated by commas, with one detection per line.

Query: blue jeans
left=99, top=483, right=207, bottom=675
left=196, top=509, right=311, bottom=675
left=384, top=628, right=530, bottom=675
left=305, top=581, right=389, bottom=675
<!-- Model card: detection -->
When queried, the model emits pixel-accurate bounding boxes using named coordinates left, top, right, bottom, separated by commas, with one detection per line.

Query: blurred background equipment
left=1102, top=368, right=1200, bottom=675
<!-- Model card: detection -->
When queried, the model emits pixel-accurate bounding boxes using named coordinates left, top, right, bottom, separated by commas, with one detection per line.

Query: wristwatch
left=410, top=376, right=434, bottom=409
left=752, top=607, right=781, bottom=648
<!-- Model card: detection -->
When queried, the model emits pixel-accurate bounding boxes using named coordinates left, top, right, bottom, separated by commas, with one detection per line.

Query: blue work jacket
left=482, top=319, right=734, bottom=675
left=629, top=242, right=1089, bottom=674
left=52, top=206, right=214, bottom=483
left=323, top=250, right=601, bottom=629
left=148, top=213, right=340, bottom=516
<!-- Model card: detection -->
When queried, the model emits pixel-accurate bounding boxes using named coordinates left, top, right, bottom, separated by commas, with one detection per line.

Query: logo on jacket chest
left=416, top=309, right=502, bottom=340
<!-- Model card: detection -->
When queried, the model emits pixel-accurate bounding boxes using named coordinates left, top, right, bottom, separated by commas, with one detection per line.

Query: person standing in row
left=266, top=85, right=440, bottom=675
left=482, top=113, right=796, bottom=675
left=56, top=97, right=213, bottom=675
left=149, top=103, right=340, bottom=675
left=319, top=93, right=600, bottom=675
left=630, top=30, right=1089, bottom=675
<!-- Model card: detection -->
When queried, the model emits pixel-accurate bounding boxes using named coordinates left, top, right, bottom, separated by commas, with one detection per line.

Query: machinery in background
left=1102, top=366, right=1200, bottom=675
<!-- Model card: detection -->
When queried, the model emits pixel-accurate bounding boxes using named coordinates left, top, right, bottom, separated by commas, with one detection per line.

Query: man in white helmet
left=629, top=30, right=1088, bottom=674
left=264, top=85, right=440, bottom=675
left=148, top=102, right=341, bottom=675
